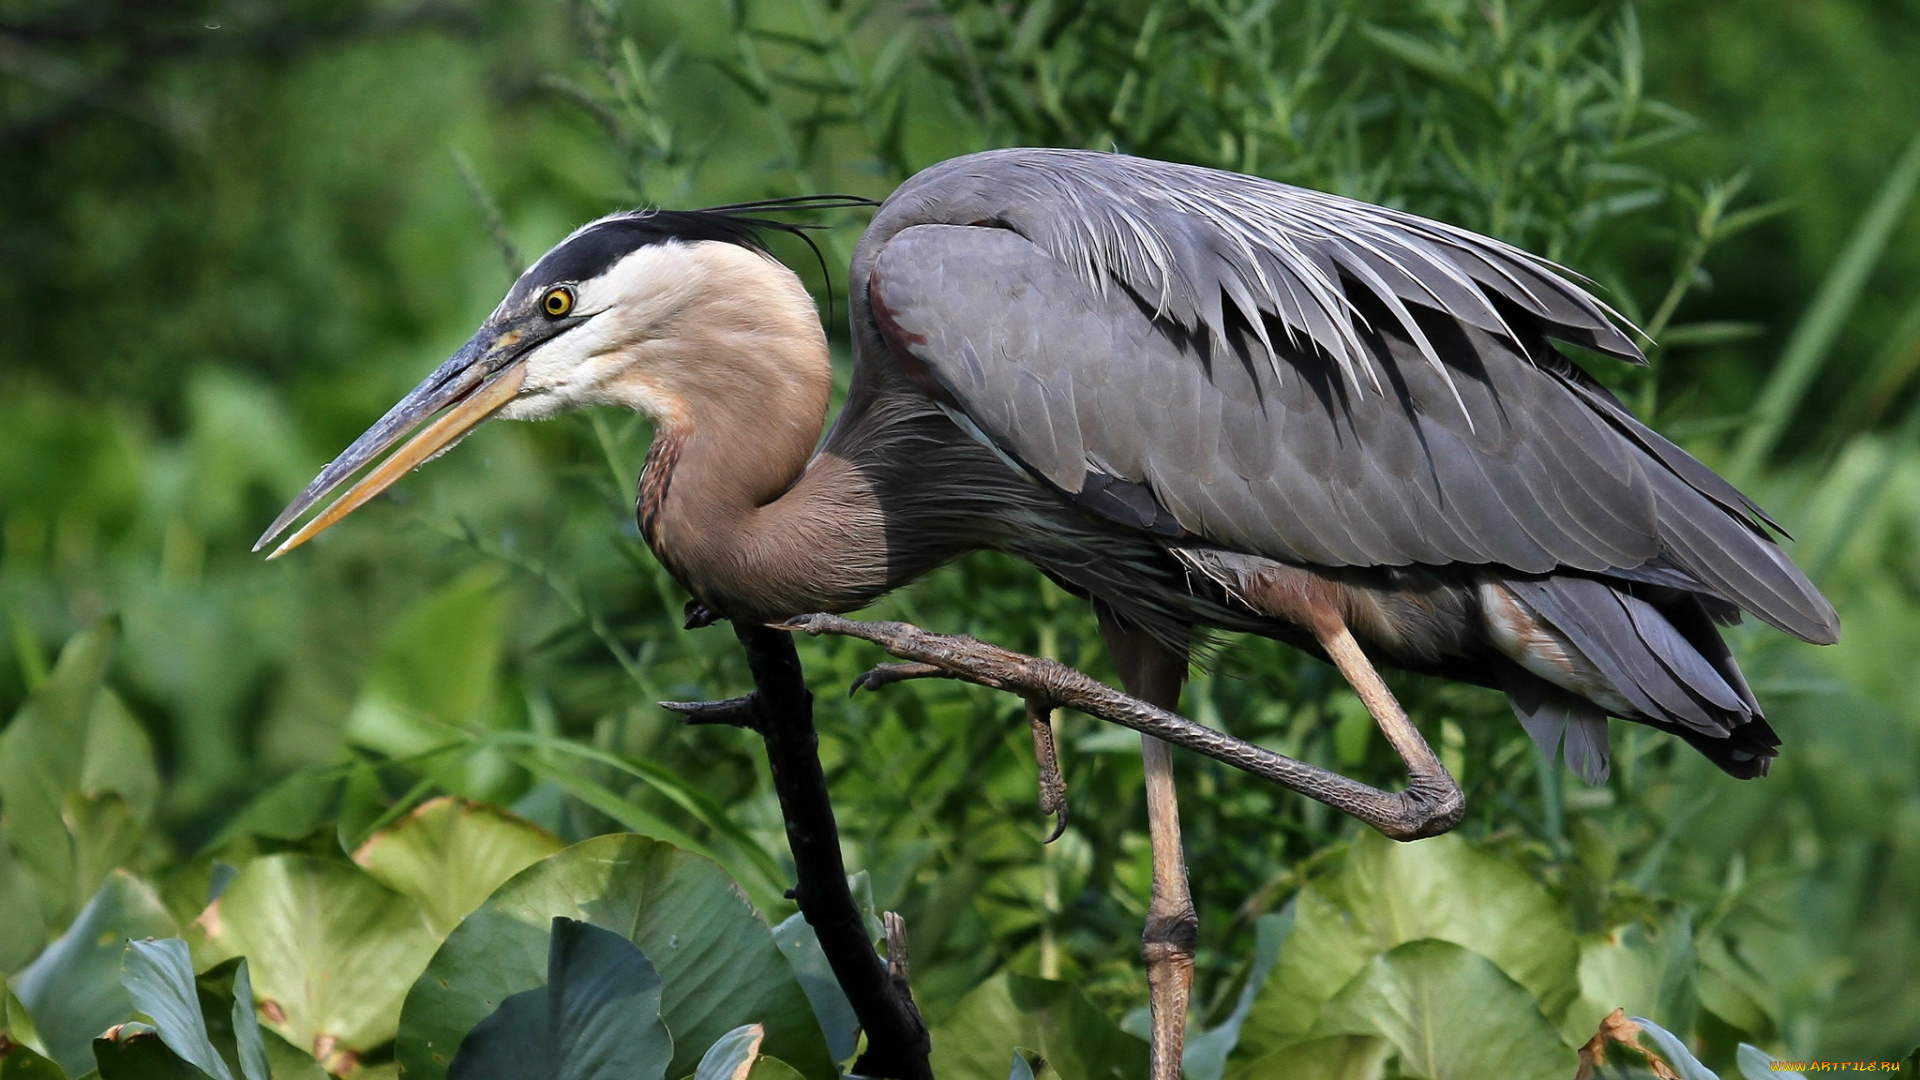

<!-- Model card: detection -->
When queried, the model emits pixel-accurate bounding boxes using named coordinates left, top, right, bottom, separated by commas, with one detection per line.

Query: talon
left=850, top=661, right=950, bottom=696
left=1027, top=699, right=1069, bottom=841
left=684, top=601, right=723, bottom=629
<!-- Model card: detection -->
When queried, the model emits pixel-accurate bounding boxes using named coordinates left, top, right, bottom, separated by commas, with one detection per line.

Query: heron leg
left=1096, top=605, right=1194, bottom=1080
left=1309, top=612, right=1464, bottom=837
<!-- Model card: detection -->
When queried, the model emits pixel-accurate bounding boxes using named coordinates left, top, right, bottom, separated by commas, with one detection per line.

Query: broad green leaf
left=13, top=872, right=177, bottom=1079
left=1184, top=909, right=1290, bottom=1080
left=228, top=962, right=271, bottom=1080
left=0, top=837, right=49, bottom=972
left=203, top=770, right=345, bottom=850
left=121, top=939, right=233, bottom=1080
left=195, top=855, right=438, bottom=1076
left=692, top=1024, right=763, bottom=1080
left=1629, top=1017, right=1718, bottom=1080
left=1559, top=912, right=1696, bottom=1047
left=91, top=1024, right=214, bottom=1080
left=76, top=691, right=159, bottom=828
left=63, top=796, right=141, bottom=914
left=745, top=1059, right=803, bottom=1080
left=351, top=798, right=563, bottom=937
left=345, top=568, right=510, bottom=762
left=4, top=983, right=49, bottom=1058
left=0, top=1037, right=66, bottom=1080
left=445, top=989, right=545, bottom=1080
left=0, top=628, right=153, bottom=924
left=1222, top=1035, right=1388, bottom=1080
left=397, top=835, right=832, bottom=1080
left=1238, top=832, right=1578, bottom=1056
left=548, top=919, right=671, bottom=1080
left=448, top=919, right=672, bottom=1080
left=929, top=972, right=1148, bottom=1080
left=1738, top=1043, right=1801, bottom=1080
left=1313, top=941, right=1573, bottom=1080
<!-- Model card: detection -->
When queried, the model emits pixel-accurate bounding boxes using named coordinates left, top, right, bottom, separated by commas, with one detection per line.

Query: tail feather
left=1488, top=575, right=1776, bottom=779
left=1495, top=663, right=1612, bottom=784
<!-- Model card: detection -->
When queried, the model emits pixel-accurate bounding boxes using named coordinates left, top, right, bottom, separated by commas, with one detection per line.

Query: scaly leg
left=1096, top=605, right=1193, bottom=1080
left=1307, top=609, right=1462, bottom=834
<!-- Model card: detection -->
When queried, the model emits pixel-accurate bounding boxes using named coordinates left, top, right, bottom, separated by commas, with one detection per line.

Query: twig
left=663, top=623, right=932, bottom=1080
left=783, top=613, right=1462, bottom=841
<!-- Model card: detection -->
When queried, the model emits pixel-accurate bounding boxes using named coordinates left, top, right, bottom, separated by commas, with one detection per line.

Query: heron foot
left=1025, top=699, right=1069, bottom=842
left=848, top=661, right=952, bottom=697
left=683, top=601, right=723, bottom=630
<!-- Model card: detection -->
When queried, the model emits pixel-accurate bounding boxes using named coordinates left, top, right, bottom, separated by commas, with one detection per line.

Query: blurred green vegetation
left=3, top=0, right=1919, bottom=1074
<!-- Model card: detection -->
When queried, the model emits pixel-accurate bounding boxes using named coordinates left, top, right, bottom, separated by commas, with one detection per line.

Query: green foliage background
left=3, top=0, right=1919, bottom=1074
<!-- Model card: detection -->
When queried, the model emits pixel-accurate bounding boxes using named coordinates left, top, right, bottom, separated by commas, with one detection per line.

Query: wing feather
left=851, top=150, right=1835, bottom=643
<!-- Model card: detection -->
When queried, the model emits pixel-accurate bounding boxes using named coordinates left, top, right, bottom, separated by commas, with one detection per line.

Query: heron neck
left=619, top=256, right=893, bottom=620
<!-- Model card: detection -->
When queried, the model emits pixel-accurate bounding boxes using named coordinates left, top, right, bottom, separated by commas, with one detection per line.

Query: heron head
left=255, top=200, right=860, bottom=559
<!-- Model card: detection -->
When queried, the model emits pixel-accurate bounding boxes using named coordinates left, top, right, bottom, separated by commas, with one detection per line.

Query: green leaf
left=1738, top=1043, right=1800, bottom=1080
left=0, top=628, right=156, bottom=926
left=13, top=872, right=177, bottom=1079
left=63, top=796, right=141, bottom=912
left=548, top=919, right=671, bottom=1080
left=398, top=835, right=833, bottom=1080
left=1184, top=910, right=1290, bottom=1080
left=929, top=972, right=1148, bottom=1080
left=1222, top=1035, right=1388, bottom=1080
left=0, top=839, right=50, bottom=973
left=351, top=798, right=563, bottom=938
left=692, top=1025, right=763, bottom=1080
left=227, top=962, right=271, bottom=1080
left=1730, top=129, right=1920, bottom=481
left=1559, top=911, right=1695, bottom=1047
left=745, top=1059, right=803, bottom=1080
left=120, top=939, right=233, bottom=1080
left=1312, top=941, right=1574, bottom=1080
left=91, top=1025, right=215, bottom=1080
left=0, top=1037, right=67, bottom=1080
left=345, top=568, right=511, bottom=761
left=195, top=855, right=438, bottom=1076
left=1629, top=1017, right=1718, bottom=1080
left=449, top=918, right=672, bottom=1080
left=1238, top=833, right=1578, bottom=1056
left=4, top=983, right=50, bottom=1059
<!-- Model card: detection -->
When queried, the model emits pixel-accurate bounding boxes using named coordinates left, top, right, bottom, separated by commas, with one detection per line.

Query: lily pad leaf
left=693, top=1024, right=763, bottom=1080
left=92, top=1024, right=216, bottom=1080
left=447, top=918, right=671, bottom=1080
left=195, top=854, right=438, bottom=1076
left=1630, top=1017, right=1719, bottom=1080
left=0, top=1035, right=67, bottom=1080
left=228, top=961, right=271, bottom=1080
left=446, top=988, right=547, bottom=1080
left=930, top=972, right=1147, bottom=1080
left=13, top=871, right=177, bottom=1079
left=398, top=835, right=831, bottom=1080
left=1221, top=1034, right=1388, bottom=1080
left=351, top=798, right=563, bottom=938
left=1239, top=832, right=1578, bottom=1058
left=1313, top=940, right=1572, bottom=1080
left=121, top=939, right=233, bottom=1080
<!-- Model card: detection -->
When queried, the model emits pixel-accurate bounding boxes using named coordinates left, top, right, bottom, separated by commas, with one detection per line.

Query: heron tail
left=1487, top=575, right=1780, bottom=780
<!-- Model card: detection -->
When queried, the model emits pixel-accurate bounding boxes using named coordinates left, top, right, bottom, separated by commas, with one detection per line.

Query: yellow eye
left=542, top=287, right=575, bottom=317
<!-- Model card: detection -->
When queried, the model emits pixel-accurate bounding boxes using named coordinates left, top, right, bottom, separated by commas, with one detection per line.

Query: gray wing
left=855, top=150, right=1837, bottom=644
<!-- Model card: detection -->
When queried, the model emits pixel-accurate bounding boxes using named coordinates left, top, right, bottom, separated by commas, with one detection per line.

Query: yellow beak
left=264, top=362, right=527, bottom=560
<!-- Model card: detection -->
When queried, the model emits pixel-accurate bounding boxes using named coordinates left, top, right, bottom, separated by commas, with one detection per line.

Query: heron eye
left=542, top=287, right=575, bottom=318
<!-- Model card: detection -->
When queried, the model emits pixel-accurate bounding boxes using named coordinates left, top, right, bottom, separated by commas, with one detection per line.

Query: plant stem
left=688, top=624, right=933, bottom=1080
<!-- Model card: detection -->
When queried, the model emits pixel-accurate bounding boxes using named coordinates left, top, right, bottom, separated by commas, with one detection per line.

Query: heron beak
left=254, top=322, right=538, bottom=559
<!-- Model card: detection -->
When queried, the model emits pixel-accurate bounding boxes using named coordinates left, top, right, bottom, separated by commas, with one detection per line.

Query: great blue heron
left=257, top=148, right=1838, bottom=1076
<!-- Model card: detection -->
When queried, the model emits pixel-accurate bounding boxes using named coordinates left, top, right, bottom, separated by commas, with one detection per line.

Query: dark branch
left=675, top=623, right=932, bottom=1080
left=784, top=613, right=1463, bottom=841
